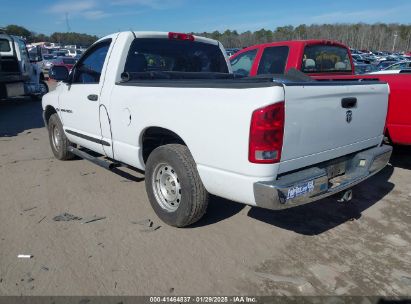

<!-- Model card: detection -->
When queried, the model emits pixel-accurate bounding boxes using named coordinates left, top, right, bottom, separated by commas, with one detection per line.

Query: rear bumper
left=253, top=145, right=392, bottom=210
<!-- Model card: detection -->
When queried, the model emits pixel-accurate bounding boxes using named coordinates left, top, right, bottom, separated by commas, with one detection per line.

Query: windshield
left=302, top=44, right=352, bottom=73
left=354, top=64, right=377, bottom=74
left=229, top=49, right=257, bottom=76
left=379, top=61, right=396, bottom=69
left=0, top=39, right=11, bottom=52
left=385, top=62, right=410, bottom=70
left=124, top=38, right=228, bottom=78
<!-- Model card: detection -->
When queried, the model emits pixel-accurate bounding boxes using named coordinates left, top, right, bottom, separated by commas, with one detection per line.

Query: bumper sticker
left=286, top=181, right=315, bottom=200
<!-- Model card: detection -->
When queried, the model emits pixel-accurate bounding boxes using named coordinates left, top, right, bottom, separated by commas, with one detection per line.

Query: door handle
left=341, top=97, right=357, bottom=108
left=87, top=94, right=98, bottom=101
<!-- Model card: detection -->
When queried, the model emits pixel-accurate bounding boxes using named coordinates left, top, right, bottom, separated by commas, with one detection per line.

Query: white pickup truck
left=43, top=31, right=392, bottom=227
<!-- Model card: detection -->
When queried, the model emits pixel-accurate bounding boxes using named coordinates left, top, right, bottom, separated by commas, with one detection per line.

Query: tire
left=145, top=144, right=209, bottom=227
left=31, top=80, right=49, bottom=101
left=47, top=113, right=75, bottom=160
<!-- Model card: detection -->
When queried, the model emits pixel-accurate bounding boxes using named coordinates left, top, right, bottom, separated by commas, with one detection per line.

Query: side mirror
left=50, top=66, right=69, bottom=82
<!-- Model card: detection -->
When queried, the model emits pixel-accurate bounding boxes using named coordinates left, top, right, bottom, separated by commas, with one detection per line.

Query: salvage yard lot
left=0, top=83, right=410, bottom=296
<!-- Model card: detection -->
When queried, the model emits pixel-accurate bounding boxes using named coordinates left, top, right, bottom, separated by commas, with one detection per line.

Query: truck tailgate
left=279, top=81, right=389, bottom=173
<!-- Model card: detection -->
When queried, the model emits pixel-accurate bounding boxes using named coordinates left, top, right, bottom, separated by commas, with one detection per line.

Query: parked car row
left=42, top=32, right=402, bottom=228
left=42, top=47, right=85, bottom=58
left=349, top=49, right=411, bottom=74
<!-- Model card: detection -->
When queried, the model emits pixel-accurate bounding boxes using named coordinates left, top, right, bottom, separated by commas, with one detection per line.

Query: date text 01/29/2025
left=149, top=296, right=257, bottom=303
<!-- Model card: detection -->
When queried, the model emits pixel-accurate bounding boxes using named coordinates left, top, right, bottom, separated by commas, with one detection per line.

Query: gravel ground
left=0, top=82, right=410, bottom=296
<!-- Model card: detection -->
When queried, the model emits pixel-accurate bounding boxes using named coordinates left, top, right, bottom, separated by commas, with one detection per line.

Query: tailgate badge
left=346, top=110, right=353, bottom=123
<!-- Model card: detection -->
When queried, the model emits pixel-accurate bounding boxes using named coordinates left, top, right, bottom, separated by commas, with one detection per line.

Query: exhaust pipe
left=338, top=189, right=353, bottom=203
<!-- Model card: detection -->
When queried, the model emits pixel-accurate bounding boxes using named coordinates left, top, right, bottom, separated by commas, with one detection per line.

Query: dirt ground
left=0, top=82, right=410, bottom=296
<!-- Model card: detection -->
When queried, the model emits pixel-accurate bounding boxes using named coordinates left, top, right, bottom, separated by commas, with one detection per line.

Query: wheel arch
left=43, top=105, right=58, bottom=126
left=140, top=126, right=188, bottom=164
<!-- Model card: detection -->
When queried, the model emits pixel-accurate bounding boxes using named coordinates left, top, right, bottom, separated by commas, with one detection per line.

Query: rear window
left=62, top=58, right=76, bottom=64
left=257, top=46, right=289, bottom=75
left=302, top=45, right=352, bottom=73
left=124, top=38, right=228, bottom=74
left=0, top=39, right=11, bottom=52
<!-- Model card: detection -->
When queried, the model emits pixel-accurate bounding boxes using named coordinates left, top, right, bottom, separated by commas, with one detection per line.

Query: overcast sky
left=1, top=0, right=410, bottom=36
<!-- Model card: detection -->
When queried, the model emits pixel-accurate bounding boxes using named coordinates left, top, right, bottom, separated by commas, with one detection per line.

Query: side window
left=17, top=39, right=29, bottom=61
left=229, top=49, right=257, bottom=76
left=257, top=46, right=289, bottom=75
left=0, top=39, right=11, bottom=52
left=72, top=40, right=111, bottom=84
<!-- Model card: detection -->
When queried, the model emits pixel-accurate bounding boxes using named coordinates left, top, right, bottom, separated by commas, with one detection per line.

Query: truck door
left=58, top=39, right=112, bottom=154
left=15, top=38, right=34, bottom=80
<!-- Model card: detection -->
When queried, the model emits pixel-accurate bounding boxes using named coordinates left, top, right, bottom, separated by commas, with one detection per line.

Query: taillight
left=249, top=102, right=285, bottom=164
left=168, top=32, right=195, bottom=41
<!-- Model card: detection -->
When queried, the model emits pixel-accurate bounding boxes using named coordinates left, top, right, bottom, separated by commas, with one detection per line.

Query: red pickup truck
left=230, top=40, right=411, bottom=145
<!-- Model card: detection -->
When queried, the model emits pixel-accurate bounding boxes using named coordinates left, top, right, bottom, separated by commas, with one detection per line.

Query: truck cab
left=230, top=40, right=354, bottom=77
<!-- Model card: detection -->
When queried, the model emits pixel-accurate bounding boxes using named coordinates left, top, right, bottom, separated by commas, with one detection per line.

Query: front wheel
left=145, top=144, right=209, bottom=227
left=47, top=114, right=74, bottom=160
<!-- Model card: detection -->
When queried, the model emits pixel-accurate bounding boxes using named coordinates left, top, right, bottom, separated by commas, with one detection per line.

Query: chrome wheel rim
left=152, top=163, right=182, bottom=212
left=51, top=124, right=61, bottom=151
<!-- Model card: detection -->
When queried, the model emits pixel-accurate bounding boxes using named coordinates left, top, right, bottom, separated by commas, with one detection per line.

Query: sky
left=1, top=0, right=410, bottom=37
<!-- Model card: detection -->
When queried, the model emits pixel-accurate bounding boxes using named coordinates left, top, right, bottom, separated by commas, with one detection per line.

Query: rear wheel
left=48, top=114, right=74, bottom=160
left=145, top=144, right=209, bottom=227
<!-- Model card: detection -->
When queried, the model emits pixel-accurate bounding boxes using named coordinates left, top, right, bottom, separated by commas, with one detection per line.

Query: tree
left=294, top=24, right=307, bottom=40
left=4, top=23, right=411, bottom=51
left=49, top=32, right=98, bottom=47
left=31, top=33, right=50, bottom=43
left=4, top=24, right=32, bottom=40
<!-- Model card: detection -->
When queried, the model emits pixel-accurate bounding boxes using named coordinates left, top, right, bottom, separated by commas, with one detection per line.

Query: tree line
left=2, top=23, right=411, bottom=51
left=2, top=24, right=99, bottom=47
left=196, top=23, right=411, bottom=52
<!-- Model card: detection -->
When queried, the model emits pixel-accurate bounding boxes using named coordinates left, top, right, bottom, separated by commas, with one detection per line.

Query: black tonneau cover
left=117, top=69, right=384, bottom=89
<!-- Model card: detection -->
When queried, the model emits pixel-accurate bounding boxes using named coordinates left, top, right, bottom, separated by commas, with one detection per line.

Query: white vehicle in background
left=0, top=32, right=48, bottom=100
left=52, top=50, right=69, bottom=57
left=43, top=31, right=392, bottom=227
left=41, top=54, right=55, bottom=72
left=67, top=48, right=83, bottom=58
